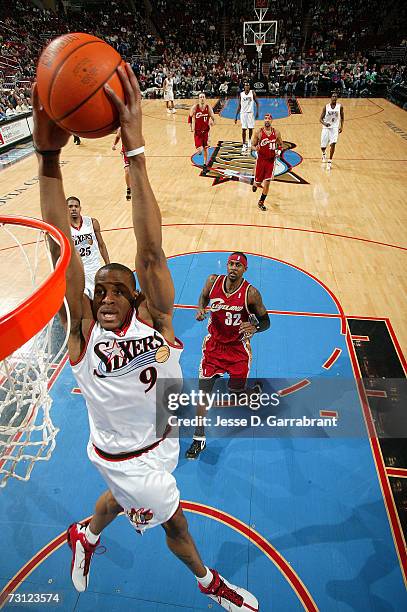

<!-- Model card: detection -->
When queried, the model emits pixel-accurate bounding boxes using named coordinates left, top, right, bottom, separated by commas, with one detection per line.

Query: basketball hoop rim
left=0, top=215, right=71, bottom=361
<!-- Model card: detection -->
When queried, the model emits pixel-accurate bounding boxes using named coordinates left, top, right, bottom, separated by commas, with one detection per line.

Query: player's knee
left=162, top=505, right=188, bottom=538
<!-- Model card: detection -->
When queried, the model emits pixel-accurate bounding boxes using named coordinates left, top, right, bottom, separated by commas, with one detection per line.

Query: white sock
left=85, top=525, right=99, bottom=544
left=197, top=566, right=213, bottom=588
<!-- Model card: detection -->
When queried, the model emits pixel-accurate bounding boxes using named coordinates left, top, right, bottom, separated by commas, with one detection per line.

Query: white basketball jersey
left=71, top=216, right=101, bottom=272
left=71, top=309, right=183, bottom=453
left=165, top=77, right=174, bottom=92
left=325, top=102, right=341, bottom=127
left=240, top=90, right=254, bottom=114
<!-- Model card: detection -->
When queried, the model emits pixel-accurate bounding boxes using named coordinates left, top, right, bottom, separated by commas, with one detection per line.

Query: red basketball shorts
left=254, top=155, right=275, bottom=183
left=199, top=335, right=252, bottom=389
left=122, top=152, right=130, bottom=168
left=194, top=131, right=209, bottom=148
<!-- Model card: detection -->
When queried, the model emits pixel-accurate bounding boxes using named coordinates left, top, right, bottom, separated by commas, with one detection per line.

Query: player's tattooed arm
left=240, top=286, right=270, bottom=336
left=196, top=274, right=217, bottom=320
left=339, top=106, right=344, bottom=132
left=92, top=218, right=110, bottom=264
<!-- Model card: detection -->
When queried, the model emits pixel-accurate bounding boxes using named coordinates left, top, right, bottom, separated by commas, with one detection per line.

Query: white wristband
left=125, top=146, right=145, bottom=157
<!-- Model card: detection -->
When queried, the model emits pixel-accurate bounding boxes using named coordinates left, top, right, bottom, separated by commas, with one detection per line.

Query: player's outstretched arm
left=196, top=274, right=217, bottom=320
left=105, top=64, right=176, bottom=342
left=32, top=83, right=86, bottom=358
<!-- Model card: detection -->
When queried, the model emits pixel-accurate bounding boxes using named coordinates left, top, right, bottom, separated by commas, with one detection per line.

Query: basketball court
left=0, top=87, right=407, bottom=611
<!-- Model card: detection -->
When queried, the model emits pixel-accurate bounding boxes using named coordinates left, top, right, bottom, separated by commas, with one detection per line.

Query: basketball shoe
left=185, top=438, right=206, bottom=459
left=258, top=200, right=267, bottom=211
left=126, top=187, right=131, bottom=201
left=241, top=143, right=247, bottom=154
left=321, top=152, right=326, bottom=162
left=199, top=569, right=259, bottom=611
left=67, top=523, right=102, bottom=592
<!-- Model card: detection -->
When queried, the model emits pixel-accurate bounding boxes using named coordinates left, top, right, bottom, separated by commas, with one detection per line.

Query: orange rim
left=0, top=216, right=71, bottom=361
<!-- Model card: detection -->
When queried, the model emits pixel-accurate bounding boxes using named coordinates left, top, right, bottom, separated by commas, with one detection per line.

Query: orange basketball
left=36, top=33, right=125, bottom=138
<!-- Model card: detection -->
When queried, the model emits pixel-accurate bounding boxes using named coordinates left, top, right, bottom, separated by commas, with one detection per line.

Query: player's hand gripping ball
left=36, top=33, right=125, bottom=138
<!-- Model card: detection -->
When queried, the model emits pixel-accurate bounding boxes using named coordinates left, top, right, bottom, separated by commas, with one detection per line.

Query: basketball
left=36, top=33, right=125, bottom=138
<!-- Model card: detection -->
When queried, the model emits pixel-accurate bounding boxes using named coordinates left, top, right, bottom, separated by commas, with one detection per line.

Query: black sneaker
left=185, top=439, right=206, bottom=459
left=258, top=201, right=267, bottom=211
left=126, top=188, right=131, bottom=201
left=252, top=184, right=257, bottom=192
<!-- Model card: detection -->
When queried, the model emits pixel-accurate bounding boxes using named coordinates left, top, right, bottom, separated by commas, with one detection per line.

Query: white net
left=0, top=221, right=69, bottom=488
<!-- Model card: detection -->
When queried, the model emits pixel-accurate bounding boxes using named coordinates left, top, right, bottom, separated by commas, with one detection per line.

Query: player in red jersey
left=189, top=92, right=215, bottom=174
left=112, top=127, right=131, bottom=201
left=251, top=113, right=283, bottom=211
left=185, top=252, right=270, bottom=459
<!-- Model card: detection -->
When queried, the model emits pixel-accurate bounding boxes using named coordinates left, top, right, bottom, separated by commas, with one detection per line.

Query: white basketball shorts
left=84, top=265, right=100, bottom=299
left=87, top=437, right=180, bottom=532
left=164, top=90, right=174, bottom=101
left=240, top=112, right=255, bottom=130
left=321, top=126, right=339, bottom=147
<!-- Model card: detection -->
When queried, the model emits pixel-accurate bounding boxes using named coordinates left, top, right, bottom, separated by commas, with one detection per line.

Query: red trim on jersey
left=70, top=216, right=83, bottom=231
left=92, top=425, right=172, bottom=461
left=112, top=307, right=133, bottom=337
left=221, top=276, right=247, bottom=299
left=69, top=320, right=95, bottom=366
left=135, top=313, right=184, bottom=349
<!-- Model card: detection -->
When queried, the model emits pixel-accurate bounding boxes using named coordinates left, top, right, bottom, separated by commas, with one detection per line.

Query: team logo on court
left=192, top=140, right=308, bottom=185
left=126, top=507, right=154, bottom=527
left=93, top=334, right=170, bottom=378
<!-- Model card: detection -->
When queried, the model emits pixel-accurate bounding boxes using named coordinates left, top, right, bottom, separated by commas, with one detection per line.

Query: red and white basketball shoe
left=67, top=523, right=101, bottom=592
left=199, top=569, right=259, bottom=611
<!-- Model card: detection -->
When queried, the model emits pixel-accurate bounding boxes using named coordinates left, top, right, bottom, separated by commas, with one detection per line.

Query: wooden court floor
left=0, top=97, right=406, bottom=353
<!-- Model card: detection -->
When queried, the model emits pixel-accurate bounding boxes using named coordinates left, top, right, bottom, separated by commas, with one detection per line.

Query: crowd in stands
left=0, top=0, right=406, bottom=121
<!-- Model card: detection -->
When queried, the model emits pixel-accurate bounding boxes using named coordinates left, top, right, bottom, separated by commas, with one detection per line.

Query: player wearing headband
left=251, top=114, right=283, bottom=211
left=185, top=252, right=270, bottom=460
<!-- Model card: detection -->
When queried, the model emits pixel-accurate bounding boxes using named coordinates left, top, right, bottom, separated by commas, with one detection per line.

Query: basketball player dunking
left=251, top=113, right=283, bottom=211
left=32, top=65, right=258, bottom=611
left=320, top=92, right=344, bottom=169
left=112, top=127, right=131, bottom=200
left=185, top=252, right=270, bottom=460
left=68, top=196, right=110, bottom=298
left=189, top=92, right=215, bottom=174
left=234, top=82, right=259, bottom=154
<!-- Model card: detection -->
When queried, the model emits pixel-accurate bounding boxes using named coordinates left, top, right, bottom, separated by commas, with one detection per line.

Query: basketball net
left=255, top=37, right=264, bottom=58
left=0, top=218, right=70, bottom=488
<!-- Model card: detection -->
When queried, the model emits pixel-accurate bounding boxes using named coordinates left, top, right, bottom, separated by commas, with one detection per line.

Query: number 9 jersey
left=70, top=309, right=183, bottom=453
